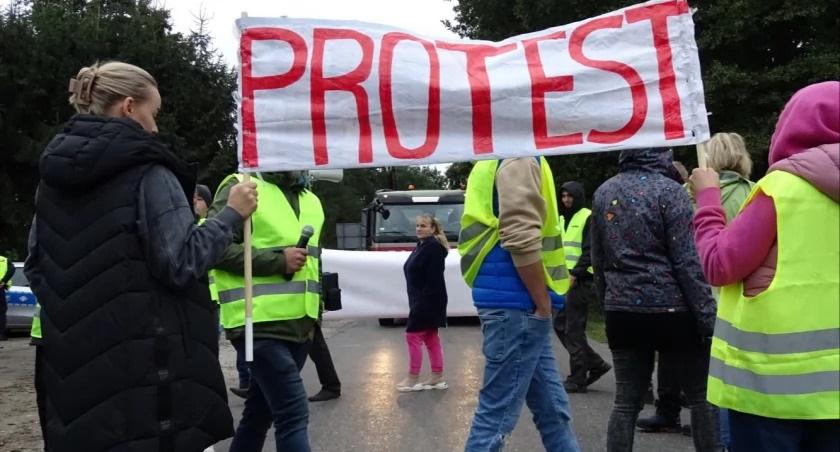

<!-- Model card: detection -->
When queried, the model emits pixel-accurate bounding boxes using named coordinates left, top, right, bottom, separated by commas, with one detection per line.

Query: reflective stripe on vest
left=458, top=158, right=569, bottom=294
left=261, top=245, right=322, bottom=259
left=212, top=175, right=324, bottom=328
left=708, top=170, right=840, bottom=420
left=710, top=357, right=840, bottom=395
left=218, top=280, right=322, bottom=304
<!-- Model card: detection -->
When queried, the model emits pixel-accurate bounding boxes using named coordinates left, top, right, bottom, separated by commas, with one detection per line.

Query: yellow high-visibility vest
left=31, top=303, right=42, bottom=339
left=212, top=175, right=324, bottom=329
left=458, top=157, right=568, bottom=294
left=197, top=217, right=219, bottom=303
left=560, top=208, right=593, bottom=274
left=707, top=170, right=839, bottom=420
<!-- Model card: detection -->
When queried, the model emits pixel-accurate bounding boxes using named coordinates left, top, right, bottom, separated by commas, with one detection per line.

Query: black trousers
left=553, top=281, right=607, bottom=385
left=307, top=322, right=341, bottom=393
left=655, top=353, right=684, bottom=420
left=607, top=345, right=720, bottom=452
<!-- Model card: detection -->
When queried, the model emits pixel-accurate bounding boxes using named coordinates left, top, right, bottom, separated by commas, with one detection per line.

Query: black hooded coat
left=26, top=115, right=235, bottom=451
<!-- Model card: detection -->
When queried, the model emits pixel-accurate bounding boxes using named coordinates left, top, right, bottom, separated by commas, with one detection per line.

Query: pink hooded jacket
left=693, top=81, right=840, bottom=295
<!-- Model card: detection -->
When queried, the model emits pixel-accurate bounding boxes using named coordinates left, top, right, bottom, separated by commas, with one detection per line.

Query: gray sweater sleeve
left=137, top=165, right=243, bottom=289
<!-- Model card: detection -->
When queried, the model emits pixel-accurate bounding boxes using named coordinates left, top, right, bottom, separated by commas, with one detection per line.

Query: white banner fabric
left=236, top=0, right=708, bottom=171
left=320, top=249, right=477, bottom=320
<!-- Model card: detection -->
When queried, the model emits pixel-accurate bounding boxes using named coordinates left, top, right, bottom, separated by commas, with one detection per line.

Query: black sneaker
left=681, top=424, right=692, bottom=436
left=308, top=389, right=340, bottom=402
left=636, top=414, right=681, bottom=433
left=564, top=381, right=588, bottom=393
left=586, top=363, right=612, bottom=386
left=229, top=387, right=248, bottom=399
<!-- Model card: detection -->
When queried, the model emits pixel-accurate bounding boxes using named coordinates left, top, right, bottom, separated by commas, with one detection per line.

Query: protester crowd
left=9, top=58, right=838, bottom=452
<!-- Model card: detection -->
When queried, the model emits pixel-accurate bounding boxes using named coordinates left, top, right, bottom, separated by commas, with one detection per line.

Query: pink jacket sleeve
left=693, top=187, right=777, bottom=286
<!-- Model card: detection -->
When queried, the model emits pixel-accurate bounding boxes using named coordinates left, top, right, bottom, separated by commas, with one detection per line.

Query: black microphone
left=296, top=225, right=315, bottom=249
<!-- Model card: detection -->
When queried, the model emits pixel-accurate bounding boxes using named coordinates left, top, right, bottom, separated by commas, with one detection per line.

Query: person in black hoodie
left=553, top=181, right=611, bottom=393
left=24, top=61, right=257, bottom=452
left=591, top=147, right=719, bottom=452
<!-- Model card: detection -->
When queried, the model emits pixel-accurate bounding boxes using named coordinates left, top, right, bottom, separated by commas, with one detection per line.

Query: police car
left=4, top=262, right=36, bottom=333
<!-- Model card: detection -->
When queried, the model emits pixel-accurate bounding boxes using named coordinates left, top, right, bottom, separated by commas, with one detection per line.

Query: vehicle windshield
left=374, top=203, right=463, bottom=243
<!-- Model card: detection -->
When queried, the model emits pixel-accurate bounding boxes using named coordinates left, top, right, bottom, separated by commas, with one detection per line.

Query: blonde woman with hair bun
left=397, top=213, right=450, bottom=392
left=25, top=61, right=259, bottom=451
left=705, top=132, right=756, bottom=220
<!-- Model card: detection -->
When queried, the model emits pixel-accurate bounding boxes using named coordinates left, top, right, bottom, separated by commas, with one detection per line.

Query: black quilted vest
left=28, top=115, right=233, bottom=451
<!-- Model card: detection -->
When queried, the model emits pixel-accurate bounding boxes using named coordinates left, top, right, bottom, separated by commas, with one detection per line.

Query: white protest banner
left=236, top=0, right=708, bottom=171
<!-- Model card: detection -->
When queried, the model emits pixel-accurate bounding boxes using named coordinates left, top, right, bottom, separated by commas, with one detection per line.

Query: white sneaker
left=424, top=381, right=449, bottom=390
left=396, top=375, right=425, bottom=392
left=421, top=372, right=448, bottom=390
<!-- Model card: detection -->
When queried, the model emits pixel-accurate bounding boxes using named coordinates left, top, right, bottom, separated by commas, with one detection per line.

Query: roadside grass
left=586, top=302, right=608, bottom=344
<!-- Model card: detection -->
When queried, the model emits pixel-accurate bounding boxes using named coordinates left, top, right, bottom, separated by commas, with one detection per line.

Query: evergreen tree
left=445, top=0, right=839, bottom=188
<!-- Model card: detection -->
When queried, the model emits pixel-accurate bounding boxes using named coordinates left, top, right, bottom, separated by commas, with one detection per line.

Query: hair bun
left=68, top=65, right=98, bottom=107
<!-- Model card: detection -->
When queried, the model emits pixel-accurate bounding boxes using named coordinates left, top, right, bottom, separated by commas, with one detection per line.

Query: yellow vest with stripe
left=560, top=208, right=593, bottom=274
left=31, top=303, right=42, bottom=339
left=213, top=175, right=324, bottom=329
left=458, top=157, right=568, bottom=295
left=707, top=170, right=839, bottom=420
left=197, top=218, right=220, bottom=303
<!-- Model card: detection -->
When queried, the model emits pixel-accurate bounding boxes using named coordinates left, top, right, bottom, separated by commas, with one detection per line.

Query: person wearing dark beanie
left=194, top=184, right=213, bottom=219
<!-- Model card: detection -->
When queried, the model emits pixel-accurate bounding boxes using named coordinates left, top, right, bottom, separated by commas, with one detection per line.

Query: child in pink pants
left=398, top=214, right=449, bottom=392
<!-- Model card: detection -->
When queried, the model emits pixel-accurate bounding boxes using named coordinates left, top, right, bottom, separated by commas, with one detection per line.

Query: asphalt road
left=213, top=319, right=696, bottom=452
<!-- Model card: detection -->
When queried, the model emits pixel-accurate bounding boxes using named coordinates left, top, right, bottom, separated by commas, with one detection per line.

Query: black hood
left=559, top=181, right=586, bottom=218
left=618, top=147, right=683, bottom=183
left=39, top=114, right=196, bottom=198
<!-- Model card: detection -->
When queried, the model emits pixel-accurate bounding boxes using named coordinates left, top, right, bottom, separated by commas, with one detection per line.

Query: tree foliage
left=445, top=0, right=839, bottom=194
left=0, top=0, right=237, bottom=258
left=0, top=1, right=449, bottom=257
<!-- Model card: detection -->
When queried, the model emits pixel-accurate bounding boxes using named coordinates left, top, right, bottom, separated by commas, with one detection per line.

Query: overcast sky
left=161, top=0, right=459, bottom=67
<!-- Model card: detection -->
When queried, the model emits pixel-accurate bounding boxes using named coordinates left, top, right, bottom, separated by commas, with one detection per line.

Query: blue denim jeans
left=232, top=338, right=251, bottom=389
left=229, top=338, right=311, bottom=452
left=465, top=308, right=580, bottom=452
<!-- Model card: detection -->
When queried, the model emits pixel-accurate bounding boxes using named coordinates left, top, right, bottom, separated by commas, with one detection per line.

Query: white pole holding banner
left=242, top=172, right=254, bottom=362
left=697, top=142, right=708, bottom=170
left=241, top=11, right=254, bottom=363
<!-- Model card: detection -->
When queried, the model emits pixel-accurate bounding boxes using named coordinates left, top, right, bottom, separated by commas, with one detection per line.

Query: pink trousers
left=405, top=329, right=444, bottom=375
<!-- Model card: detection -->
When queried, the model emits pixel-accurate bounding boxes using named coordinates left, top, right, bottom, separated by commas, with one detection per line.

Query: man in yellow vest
left=209, top=170, right=322, bottom=452
left=553, top=181, right=611, bottom=394
left=459, top=157, right=580, bottom=451
left=0, top=254, right=15, bottom=341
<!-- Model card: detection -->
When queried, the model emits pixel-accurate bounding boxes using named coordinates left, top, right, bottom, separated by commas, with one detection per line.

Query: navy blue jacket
left=403, top=237, right=448, bottom=332
left=591, top=148, right=716, bottom=336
